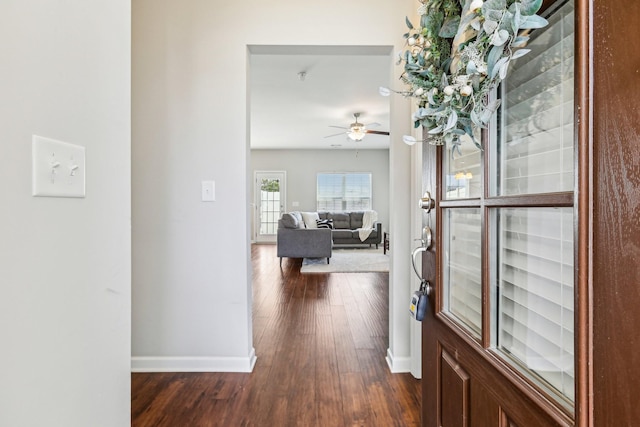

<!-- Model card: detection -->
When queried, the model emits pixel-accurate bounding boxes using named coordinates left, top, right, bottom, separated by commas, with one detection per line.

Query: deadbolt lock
left=419, top=191, right=436, bottom=213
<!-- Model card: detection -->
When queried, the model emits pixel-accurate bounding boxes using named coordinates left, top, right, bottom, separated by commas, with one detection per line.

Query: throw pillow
left=316, top=219, right=334, bottom=229
left=301, top=212, right=320, bottom=229
left=280, top=213, right=298, bottom=229
left=290, top=211, right=305, bottom=229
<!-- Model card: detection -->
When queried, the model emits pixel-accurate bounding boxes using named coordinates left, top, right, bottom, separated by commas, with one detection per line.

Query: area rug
left=301, top=248, right=389, bottom=273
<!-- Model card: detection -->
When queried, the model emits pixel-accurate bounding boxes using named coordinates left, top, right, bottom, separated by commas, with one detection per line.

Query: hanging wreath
left=395, top=0, right=548, bottom=148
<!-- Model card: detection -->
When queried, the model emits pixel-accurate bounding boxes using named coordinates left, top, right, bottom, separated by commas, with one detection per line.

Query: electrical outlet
left=32, top=135, right=85, bottom=198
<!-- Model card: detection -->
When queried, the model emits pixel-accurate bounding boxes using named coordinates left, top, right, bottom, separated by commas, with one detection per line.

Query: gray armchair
left=277, top=219, right=332, bottom=266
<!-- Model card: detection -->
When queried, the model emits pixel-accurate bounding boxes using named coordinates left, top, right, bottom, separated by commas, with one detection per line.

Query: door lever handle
left=411, top=246, right=427, bottom=283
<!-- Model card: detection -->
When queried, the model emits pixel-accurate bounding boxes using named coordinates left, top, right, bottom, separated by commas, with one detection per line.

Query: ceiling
left=249, top=46, right=392, bottom=150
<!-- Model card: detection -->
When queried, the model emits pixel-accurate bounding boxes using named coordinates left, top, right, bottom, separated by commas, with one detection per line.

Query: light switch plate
left=201, top=180, right=215, bottom=202
left=32, top=135, right=86, bottom=198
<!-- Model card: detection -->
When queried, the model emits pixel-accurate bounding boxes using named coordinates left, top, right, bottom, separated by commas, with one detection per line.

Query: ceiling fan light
left=348, top=122, right=366, bottom=141
left=348, top=129, right=366, bottom=141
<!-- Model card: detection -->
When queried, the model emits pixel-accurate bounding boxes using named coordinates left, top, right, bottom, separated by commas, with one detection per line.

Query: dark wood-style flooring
left=132, top=244, right=421, bottom=426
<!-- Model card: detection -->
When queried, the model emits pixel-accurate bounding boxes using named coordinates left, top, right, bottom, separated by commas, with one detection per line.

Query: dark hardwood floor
left=132, top=244, right=421, bottom=426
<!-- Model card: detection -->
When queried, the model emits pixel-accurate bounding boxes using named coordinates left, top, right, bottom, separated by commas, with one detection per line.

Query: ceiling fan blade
left=324, top=131, right=347, bottom=138
left=365, top=130, right=390, bottom=135
left=328, top=125, right=349, bottom=130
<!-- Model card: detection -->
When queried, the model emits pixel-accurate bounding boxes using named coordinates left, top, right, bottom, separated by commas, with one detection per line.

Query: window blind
left=497, top=4, right=574, bottom=196
left=494, top=1, right=575, bottom=403
left=496, top=208, right=574, bottom=401
left=444, top=209, right=482, bottom=336
left=316, top=173, right=371, bottom=211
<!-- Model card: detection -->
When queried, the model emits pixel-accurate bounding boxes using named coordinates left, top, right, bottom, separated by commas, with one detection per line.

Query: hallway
left=132, top=244, right=421, bottom=426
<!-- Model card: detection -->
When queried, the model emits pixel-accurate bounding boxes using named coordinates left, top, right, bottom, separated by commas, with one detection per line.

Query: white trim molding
left=386, top=347, right=412, bottom=374
left=132, top=348, right=257, bottom=373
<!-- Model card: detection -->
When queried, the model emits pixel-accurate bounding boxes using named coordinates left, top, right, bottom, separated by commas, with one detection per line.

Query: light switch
left=201, top=180, right=215, bottom=202
left=32, top=135, right=85, bottom=198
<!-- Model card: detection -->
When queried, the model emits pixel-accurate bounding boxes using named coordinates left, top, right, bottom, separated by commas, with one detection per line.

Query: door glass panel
left=443, top=208, right=482, bottom=337
left=259, top=178, right=281, bottom=235
left=492, top=207, right=574, bottom=404
left=491, top=1, right=574, bottom=196
left=444, top=132, right=482, bottom=200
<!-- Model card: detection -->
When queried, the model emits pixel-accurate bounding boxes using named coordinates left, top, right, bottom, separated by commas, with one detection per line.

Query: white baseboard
left=131, top=348, right=257, bottom=373
left=386, top=347, right=411, bottom=373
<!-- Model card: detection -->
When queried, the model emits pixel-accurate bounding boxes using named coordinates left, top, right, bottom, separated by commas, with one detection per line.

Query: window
left=491, top=1, right=575, bottom=405
left=438, top=0, right=575, bottom=409
left=317, top=173, right=371, bottom=211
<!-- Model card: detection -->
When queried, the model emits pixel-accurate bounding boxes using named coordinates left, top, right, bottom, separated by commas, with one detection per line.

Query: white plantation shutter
left=443, top=209, right=482, bottom=336
left=492, top=1, right=575, bottom=403
left=496, top=208, right=574, bottom=401
left=496, top=5, right=575, bottom=196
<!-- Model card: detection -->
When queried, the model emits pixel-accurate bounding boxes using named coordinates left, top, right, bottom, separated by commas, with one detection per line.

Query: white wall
left=0, top=1, right=131, bottom=426
left=251, top=149, right=390, bottom=238
left=132, top=0, right=415, bottom=372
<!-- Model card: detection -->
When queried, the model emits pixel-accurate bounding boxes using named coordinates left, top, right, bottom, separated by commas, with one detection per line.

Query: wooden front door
left=420, top=0, right=587, bottom=425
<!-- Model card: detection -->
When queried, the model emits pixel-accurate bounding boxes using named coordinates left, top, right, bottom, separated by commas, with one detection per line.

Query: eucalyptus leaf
left=378, top=87, right=391, bottom=97
left=406, top=16, right=414, bottom=30
left=471, top=75, right=482, bottom=91
left=499, top=59, right=510, bottom=79
left=428, top=125, right=444, bottom=135
left=510, top=48, right=531, bottom=60
left=512, top=35, right=530, bottom=47
left=491, top=56, right=509, bottom=79
left=512, top=3, right=521, bottom=34
left=402, top=135, right=418, bottom=145
left=490, top=29, right=510, bottom=46
left=444, top=132, right=454, bottom=145
left=499, top=11, right=515, bottom=33
left=483, top=19, right=499, bottom=34
left=519, top=0, right=544, bottom=16
left=470, top=17, right=482, bottom=32
left=470, top=110, right=482, bottom=127
left=450, top=139, right=462, bottom=156
left=441, top=73, right=449, bottom=87
left=481, top=99, right=502, bottom=124
left=445, top=110, right=458, bottom=131
left=439, top=17, right=461, bottom=38
left=487, top=44, right=504, bottom=77
left=421, top=14, right=430, bottom=29
left=485, top=9, right=504, bottom=21
left=466, top=60, right=478, bottom=75
left=482, top=0, right=507, bottom=13
left=427, top=90, right=437, bottom=106
left=520, top=14, right=549, bottom=29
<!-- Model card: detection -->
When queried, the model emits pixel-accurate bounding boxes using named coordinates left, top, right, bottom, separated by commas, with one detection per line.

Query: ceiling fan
left=324, top=113, right=390, bottom=141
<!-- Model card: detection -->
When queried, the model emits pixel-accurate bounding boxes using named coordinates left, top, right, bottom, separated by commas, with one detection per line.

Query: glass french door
left=255, top=171, right=285, bottom=243
left=422, top=1, right=578, bottom=425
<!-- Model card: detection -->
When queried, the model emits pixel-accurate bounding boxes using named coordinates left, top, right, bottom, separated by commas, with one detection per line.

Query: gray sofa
left=276, top=211, right=382, bottom=266
left=318, top=211, right=382, bottom=247
left=277, top=211, right=332, bottom=266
